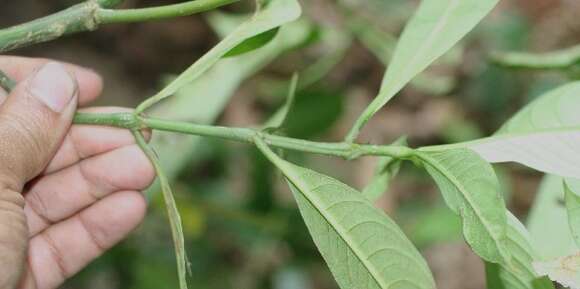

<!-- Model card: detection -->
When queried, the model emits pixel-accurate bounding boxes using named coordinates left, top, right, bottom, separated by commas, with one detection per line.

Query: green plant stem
left=491, top=44, right=580, bottom=70
left=0, top=0, right=237, bottom=53
left=99, top=0, right=238, bottom=24
left=74, top=112, right=416, bottom=160
left=0, top=71, right=414, bottom=161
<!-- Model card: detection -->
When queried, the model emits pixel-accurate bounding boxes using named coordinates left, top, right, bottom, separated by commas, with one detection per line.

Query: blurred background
left=2, top=0, right=579, bottom=288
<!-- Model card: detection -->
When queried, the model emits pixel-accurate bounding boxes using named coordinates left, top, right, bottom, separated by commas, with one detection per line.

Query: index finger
left=0, top=56, right=103, bottom=105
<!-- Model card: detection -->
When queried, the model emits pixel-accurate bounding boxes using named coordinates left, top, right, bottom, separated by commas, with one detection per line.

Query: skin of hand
left=0, top=56, right=155, bottom=289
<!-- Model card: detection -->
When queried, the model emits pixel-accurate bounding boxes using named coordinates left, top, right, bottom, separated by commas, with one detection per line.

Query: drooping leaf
left=349, top=0, right=499, bottom=135
left=255, top=139, right=436, bottom=289
left=133, top=131, right=190, bottom=289
left=137, top=0, right=302, bottom=112
left=527, top=175, right=578, bottom=259
left=449, top=82, right=580, bottom=179
left=417, top=148, right=510, bottom=263
left=362, top=137, right=407, bottom=202
left=497, top=213, right=555, bottom=289
left=534, top=253, right=580, bottom=289
left=224, top=28, right=280, bottom=58
left=565, top=179, right=580, bottom=248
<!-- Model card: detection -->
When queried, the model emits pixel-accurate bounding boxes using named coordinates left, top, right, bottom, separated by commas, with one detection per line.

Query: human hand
left=0, top=57, right=155, bottom=289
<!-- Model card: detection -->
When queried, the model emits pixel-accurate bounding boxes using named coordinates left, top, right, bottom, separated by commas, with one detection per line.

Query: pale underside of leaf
left=417, top=148, right=509, bottom=263
left=534, top=252, right=580, bottom=289
left=451, top=81, right=580, bottom=179
left=469, top=130, right=580, bottom=179
left=255, top=139, right=435, bottom=289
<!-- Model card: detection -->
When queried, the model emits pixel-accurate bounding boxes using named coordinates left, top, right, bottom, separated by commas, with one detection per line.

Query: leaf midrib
left=284, top=168, right=430, bottom=289
left=379, top=0, right=461, bottom=105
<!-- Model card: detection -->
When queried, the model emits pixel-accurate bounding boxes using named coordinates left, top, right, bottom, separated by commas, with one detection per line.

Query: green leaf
left=349, top=0, right=498, bottom=137
left=224, top=28, right=280, bottom=57
left=361, top=137, right=407, bottom=202
left=349, top=16, right=456, bottom=96
left=137, top=0, right=302, bottom=112
left=417, top=148, right=510, bottom=263
left=498, top=213, right=555, bottom=289
left=565, top=179, right=580, bottom=248
left=451, top=82, right=580, bottom=179
left=527, top=175, right=577, bottom=259
left=133, top=131, right=190, bottom=289
left=147, top=13, right=311, bottom=186
left=263, top=73, right=299, bottom=130
left=255, top=139, right=436, bottom=289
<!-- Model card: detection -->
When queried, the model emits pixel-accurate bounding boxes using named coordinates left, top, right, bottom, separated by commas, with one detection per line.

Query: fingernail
left=28, top=62, right=76, bottom=113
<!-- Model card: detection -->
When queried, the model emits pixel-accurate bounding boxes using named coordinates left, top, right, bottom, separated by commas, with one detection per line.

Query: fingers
left=0, top=62, right=78, bottom=289
left=22, top=191, right=147, bottom=289
left=0, top=56, right=102, bottom=106
left=45, top=106, right=151, bottom=174
left=0, top=87, right=6, bottom=103
left=0, top=62, right=78, bottom=186
left=25, top=145, right=155, bottom=236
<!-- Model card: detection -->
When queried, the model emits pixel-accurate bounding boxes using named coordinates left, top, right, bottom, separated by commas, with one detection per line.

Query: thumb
left=0, top=62, right=78, bottom=289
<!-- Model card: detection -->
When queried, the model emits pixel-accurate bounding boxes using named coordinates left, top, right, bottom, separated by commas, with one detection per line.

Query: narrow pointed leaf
left=454, top=82, right=580, bottom=179
left=355, top=0, right=498, bottom=123
left=349, top=16, right=456, bottom=96
left=137, top=0, right=302, bottom=112
left=255, top=139, right=436, bottom=289
left=133, top=131, right=189, bottom=289
left=417, top=148, right=509, bottom=263
left=263, top=73, right=299, bottom=130
left=565, top=179, right=580, bottom=248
